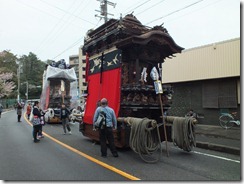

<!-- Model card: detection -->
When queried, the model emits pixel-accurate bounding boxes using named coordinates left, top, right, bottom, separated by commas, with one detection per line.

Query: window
left=202, top=79, right=237, bottom=108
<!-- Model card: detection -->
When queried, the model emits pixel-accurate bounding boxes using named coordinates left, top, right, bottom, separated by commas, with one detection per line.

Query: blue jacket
left=93, top=106, right=117, bottom=129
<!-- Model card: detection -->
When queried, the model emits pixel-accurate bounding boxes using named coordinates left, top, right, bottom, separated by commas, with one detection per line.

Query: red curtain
left=83, top=68, right=121, bottom=124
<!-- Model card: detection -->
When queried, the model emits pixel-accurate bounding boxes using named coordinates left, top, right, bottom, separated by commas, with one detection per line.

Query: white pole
left=17, top=66, right=20, bottom=102
left=26, top=81, right=28, bottom=100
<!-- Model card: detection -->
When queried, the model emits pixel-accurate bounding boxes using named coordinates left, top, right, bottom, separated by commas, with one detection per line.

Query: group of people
left=8, top=97, right=198, bottom=157
left=13, top=98, right=118, bottom=158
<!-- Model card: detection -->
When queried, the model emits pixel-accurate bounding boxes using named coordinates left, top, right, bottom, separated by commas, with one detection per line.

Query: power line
left=39, top=0, right=96, bottom=26
left=135, top=0, right=167, bottom=16
left=124, top=0, right=152, bottom=15
left=52, top=37, right=83, bottom=60
left=163, top=0, right=224, bottom=25
left=35, top=0, right=80, bottom=52
left=51, top=16, right=103, bottom=61
left=145, top=0, right=205, bottom=25
left=51, top=0, right=207, bottom=61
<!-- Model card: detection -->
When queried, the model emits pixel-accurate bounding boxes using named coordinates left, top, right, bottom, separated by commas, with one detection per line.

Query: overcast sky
left=0, top=0, right=240, bottom=63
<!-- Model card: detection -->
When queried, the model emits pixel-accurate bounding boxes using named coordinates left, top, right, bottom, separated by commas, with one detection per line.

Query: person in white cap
left=93, top=98, right=118, bottom=158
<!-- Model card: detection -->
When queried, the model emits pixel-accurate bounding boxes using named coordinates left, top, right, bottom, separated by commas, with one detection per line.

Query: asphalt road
left=0, top=110, right=241, bottom=181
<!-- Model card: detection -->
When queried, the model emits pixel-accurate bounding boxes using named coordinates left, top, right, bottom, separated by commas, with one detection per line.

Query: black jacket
left=60, top=107, right=70, bottom=119
left=33, top=106, right=41, bottom=118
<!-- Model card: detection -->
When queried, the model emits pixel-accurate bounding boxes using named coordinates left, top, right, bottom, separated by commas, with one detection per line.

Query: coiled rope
left=171, top=117, right=196, bottom=152
left=127, top=117, right=162, bottom=163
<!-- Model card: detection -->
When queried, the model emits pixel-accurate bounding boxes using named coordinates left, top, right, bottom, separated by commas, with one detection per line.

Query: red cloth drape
left=83, top=68, right=121, bottom=124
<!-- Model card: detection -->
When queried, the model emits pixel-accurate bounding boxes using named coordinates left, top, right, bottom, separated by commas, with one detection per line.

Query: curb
left=195, top=132, right=240, bottom=141
left=196, top=141, right=240, bottom=155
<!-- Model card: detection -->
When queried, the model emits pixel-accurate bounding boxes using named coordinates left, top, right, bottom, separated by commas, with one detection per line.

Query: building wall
left=163, top=38, right=240, bottom=83
left=78, top=46, right=87, bottom=103
left=163, top=38, right=240, bottom=125
left=169, top=77, right=240, bottom=125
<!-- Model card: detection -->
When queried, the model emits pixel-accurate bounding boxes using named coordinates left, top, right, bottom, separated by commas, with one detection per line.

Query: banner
left=83, top=68, right=121, bottom=124
left=83, top=49, right=122, bottom=124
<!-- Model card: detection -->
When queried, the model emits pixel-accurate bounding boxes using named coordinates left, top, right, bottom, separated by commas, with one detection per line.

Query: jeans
left=61, top=118, right=71, bottom=133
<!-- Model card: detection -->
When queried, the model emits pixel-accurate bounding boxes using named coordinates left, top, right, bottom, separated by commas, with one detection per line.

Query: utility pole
left=16, top=60, right=21, bottom=103
left=95, top=0, right=116, bottom=23
left=17, top=66, right=20, bottom=102
left=26, top=81, right=28, bottom=101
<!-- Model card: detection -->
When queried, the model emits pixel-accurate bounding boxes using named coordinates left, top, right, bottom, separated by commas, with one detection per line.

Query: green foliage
left=0, top=51, right=46, bottom=99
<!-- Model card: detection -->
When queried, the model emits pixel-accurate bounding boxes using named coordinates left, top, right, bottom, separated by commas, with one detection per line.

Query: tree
left=0, top=51, right=47, bottom=99
left=19, top=52, right=46, bottom=99
left=0, top=72, right=16, bottom=98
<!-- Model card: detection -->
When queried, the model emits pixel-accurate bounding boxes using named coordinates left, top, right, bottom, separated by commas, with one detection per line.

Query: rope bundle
left=128, top=117, right=162, bottom=163
left=172, top=117, right=196, bottom=152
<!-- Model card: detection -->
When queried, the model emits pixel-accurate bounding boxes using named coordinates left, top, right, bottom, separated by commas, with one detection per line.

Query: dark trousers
left=99, top=127, right=117, bottom=156
left=61, top=118, right=71, bottom=133
left=33, top=124, right=42, bottom=141
left=17, top=115, right=21, bottom=122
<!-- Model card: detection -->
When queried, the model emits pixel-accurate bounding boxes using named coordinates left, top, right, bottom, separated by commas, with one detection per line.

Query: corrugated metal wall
left=162, top=38, right=240, bottom=83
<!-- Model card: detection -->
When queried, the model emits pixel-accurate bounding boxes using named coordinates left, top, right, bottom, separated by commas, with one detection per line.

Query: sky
left=0, top=0, right=241, bottom=63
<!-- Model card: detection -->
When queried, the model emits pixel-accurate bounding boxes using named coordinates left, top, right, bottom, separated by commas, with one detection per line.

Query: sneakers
left=34, top=139, right=40, bottom=143
left=68, top=131, right=72, bottom=135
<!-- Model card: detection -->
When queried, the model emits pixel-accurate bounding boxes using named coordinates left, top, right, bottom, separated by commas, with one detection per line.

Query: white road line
left=170, top=146, right=240, bottom=163
left=193, top=151, right=240, bottom=163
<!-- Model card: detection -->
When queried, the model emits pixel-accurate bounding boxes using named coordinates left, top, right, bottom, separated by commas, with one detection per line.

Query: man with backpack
left=60, top=103, right=71, bottom=135
left=93, top=98, right=118, bottom=158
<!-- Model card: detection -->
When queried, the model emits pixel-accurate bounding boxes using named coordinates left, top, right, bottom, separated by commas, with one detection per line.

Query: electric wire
left=39, top=0, right=96, bottom=25
left=49, top=0, right=220, bottom=61
left=162, top=0, right=224, bottom=25
left=135, top=0, right=167, bottom=16
left=124, top=0, right=152, bottom=15
left=15, top=0, right=85, bottom=28
left=52, top=37, right=84, bottom=60
left=37, top=0, right=88, bottom=55
left=35, top=0, right=80, bottom=53
left=145, top=0, right=205, bottom=25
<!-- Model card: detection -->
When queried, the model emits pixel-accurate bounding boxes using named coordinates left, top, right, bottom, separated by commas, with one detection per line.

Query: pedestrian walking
left=26, top=103, right=32, bottom=120
left=0, top=103, right=3, bottom=118
left=37, top=109, right=46, bottom=139
left=93, top=98, right=118, bottom=158
left=0, top=104, right=3, bottom=118
left=16, top=103, right=22, bottom=122
left=60, top=103, right=71, bottom=135
left=32, top=101, right=42, bottom=143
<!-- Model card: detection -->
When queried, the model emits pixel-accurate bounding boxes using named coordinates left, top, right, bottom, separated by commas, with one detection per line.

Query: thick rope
left=172, top=117, right=196, bottom=152
left=128, top=118, right=162, bottom=163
